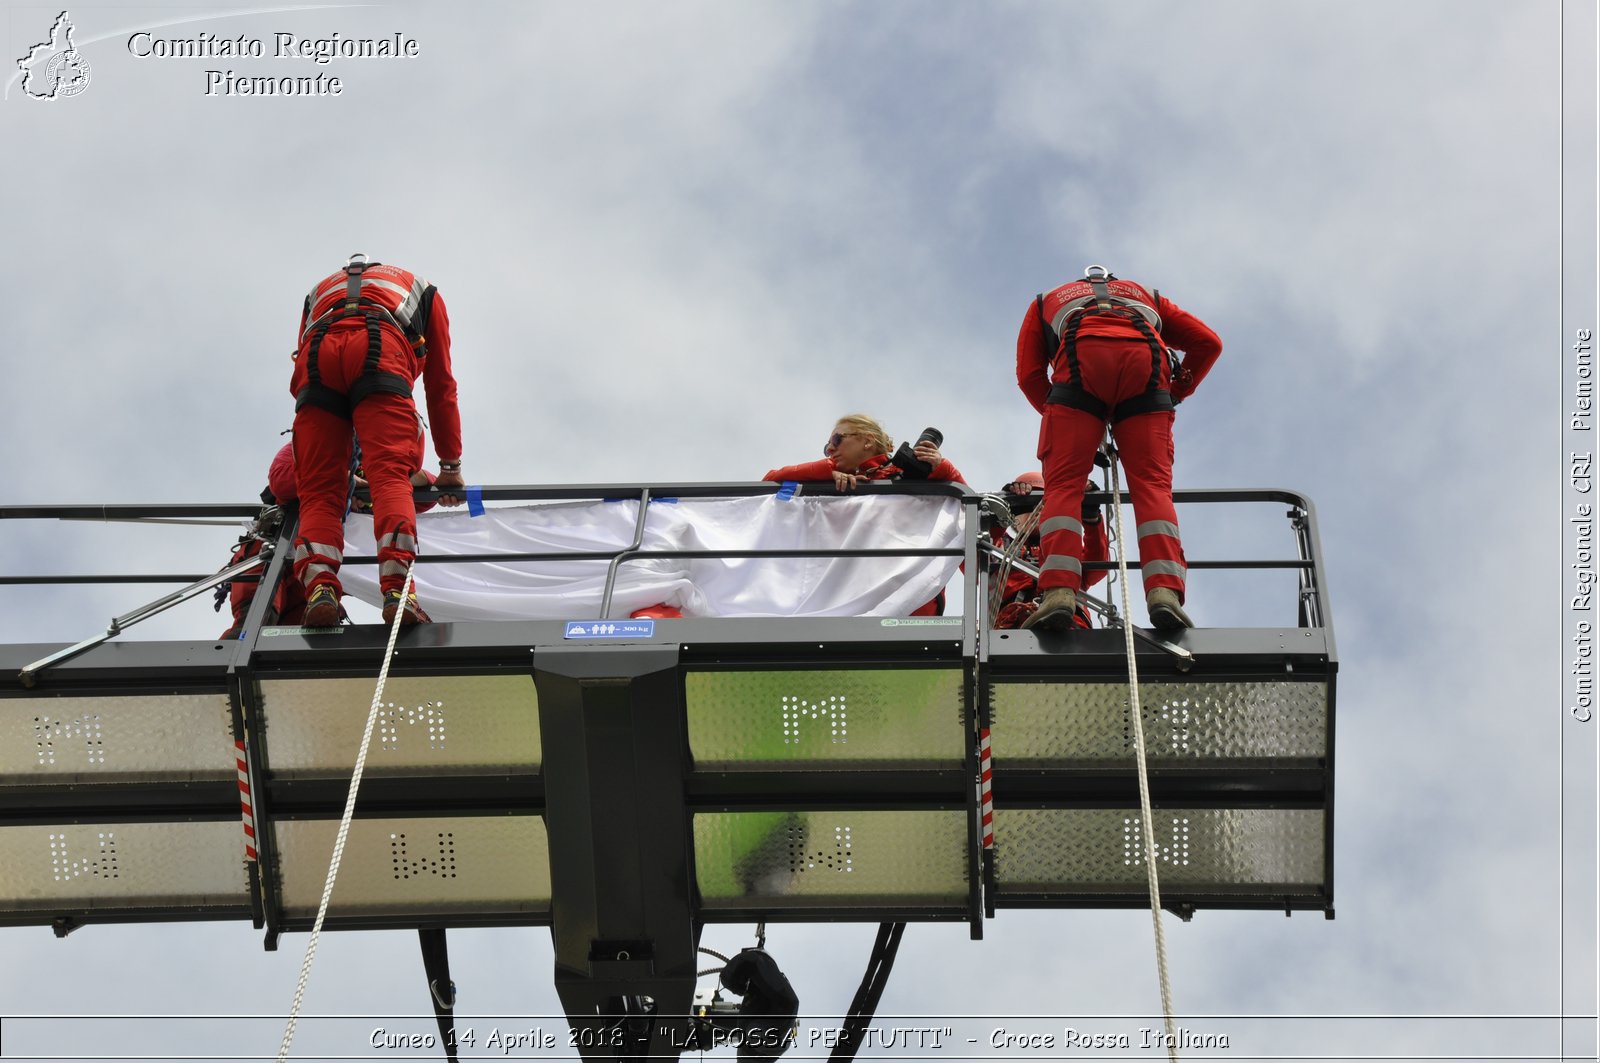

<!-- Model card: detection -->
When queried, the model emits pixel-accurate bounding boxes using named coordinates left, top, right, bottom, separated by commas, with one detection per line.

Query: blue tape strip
left=776, top=482, right=797, bottom=501
left=466, top=485, right=485, bottom=516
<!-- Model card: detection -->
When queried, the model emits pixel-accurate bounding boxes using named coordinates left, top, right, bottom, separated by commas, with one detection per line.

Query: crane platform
left=0, top=482, right=1336, bottom=1056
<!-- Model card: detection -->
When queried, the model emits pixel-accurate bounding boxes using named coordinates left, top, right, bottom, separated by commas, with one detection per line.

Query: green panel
left=259, top=674, right=540, bottom=776
left=695, top=810, right=966, bottom=908
left=990, top=680, right=1326, bottom=766
left=685, top=669, right=964, bottom=769
left=993, top=808, right=1324, bottom=895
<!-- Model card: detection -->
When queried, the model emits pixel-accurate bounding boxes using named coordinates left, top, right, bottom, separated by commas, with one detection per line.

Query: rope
left=1106, top=443, right=1181, bottom=1062
left=275, top=565, right=417, bottom=1062
left=988, top=505, right=1042, bottom=621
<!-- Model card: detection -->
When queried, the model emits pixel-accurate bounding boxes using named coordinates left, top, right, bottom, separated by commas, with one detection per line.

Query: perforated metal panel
left=694, top=811, right=967, bottom=907
left=0, top=822, right=248, bottom=912
left=993, top=808, right=1324, bottom=895
left=272, top=815, right=550, bottom=917
left=990, top=680, right=1326, bottom=764
left=0, top=694, right=233, bottom=783
left=259, top=675, right=540, bottom=776
left=686, top=669, right=965, bottom=769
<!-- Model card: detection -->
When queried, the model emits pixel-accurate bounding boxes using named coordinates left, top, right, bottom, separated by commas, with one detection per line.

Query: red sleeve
left=267, top=443, right=297, bottom=503
left=1156, top=295, right=1221, bottom=402
left=931, top=460, right=966, bottom=486
left=1016, top=299, right=1053, bottom=413
left=419, top=290, right=462, bottom=462
left=763, top=458, right=837, bottom=482
left=289, top=297, right=311, bottom=399
left=1081, top=516, right=1109, bottom=590
left=414, top=468, right=439, bottom=514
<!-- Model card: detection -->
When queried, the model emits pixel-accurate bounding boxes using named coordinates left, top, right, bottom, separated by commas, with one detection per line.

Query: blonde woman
left=763, top=414, right=964, bottom=615
left=763, top=414, right=961, bottom=489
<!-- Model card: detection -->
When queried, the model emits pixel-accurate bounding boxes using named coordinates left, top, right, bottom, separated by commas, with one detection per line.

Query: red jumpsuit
left=220, top=444, right=305, bottom=638
left=289, top=263, right=461, bottom=599
left=764, top=453, right=965, bottom=615
left=763, top=453, right=964, bottom=485
left=991, top=496, right=1108, bottom=629
left=1016, top=276, right=1219, bottom=602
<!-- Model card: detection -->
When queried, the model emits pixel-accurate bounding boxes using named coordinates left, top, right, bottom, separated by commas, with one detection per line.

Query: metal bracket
left=20, top=547, right=273, bottom=686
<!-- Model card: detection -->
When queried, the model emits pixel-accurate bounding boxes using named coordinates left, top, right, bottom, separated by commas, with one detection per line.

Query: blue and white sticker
left=564, top=620, right=656, bottom=639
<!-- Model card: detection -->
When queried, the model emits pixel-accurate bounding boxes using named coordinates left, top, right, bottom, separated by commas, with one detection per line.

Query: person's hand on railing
left=832, top=470, right=861, bottom=492
left=434, top=466, right=466, bottom=507
left=351, top=473, right=373, bottom=513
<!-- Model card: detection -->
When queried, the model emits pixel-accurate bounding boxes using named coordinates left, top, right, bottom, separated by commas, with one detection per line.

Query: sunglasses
left=824, top=431, right=861, bottom=455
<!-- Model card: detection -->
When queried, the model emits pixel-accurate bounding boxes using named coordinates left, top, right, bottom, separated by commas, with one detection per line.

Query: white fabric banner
left=340, top=494, right=965, bottom=620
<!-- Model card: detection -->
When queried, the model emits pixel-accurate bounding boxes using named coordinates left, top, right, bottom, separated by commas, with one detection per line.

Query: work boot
left=1021, top=588, right=1078, bottom=633
left=1146, top=587, right=1194, bottom=630
left=303, top=584, right=342, bottom=628
left=382, top=588, right=431, bottom=627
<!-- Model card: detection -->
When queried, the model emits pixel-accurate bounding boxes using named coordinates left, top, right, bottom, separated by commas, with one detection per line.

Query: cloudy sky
left=1, top=1, right=1595, bottom=1060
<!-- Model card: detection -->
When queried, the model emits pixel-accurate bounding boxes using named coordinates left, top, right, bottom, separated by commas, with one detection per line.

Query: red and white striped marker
left=236, top=738, right=257, bottom=861
left=979, top=727, right=993, bottom=849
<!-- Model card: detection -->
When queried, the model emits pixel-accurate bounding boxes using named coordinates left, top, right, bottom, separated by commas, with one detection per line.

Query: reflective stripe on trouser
left=376, top=530, right=419, bottom=591
left=358, top=393, right=425, bottom=595
left=292, top=398, right=356, bottom=594
left=1037, top=401, right=1186, bottom=599
left=1137, top=521, right=1187, bottom=596
left=292, top=539, right=344, bottom=589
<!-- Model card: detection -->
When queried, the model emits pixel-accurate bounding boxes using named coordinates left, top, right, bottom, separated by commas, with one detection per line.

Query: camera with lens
left=893, top=427, right=944, bottom=480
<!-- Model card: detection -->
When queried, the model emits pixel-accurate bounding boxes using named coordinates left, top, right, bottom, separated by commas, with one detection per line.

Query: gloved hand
left=1082, top=479, right=1102, bottom=524
left=1171, top=364, right=1195, bottom=403
left=350, top=472, right=372, bottom=513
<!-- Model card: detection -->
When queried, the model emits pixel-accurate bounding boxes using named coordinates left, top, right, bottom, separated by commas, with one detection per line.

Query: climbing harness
left=294, top=253, right=436, bottom=420
left=1105, top=436, right=1181, bottom=1062
left=1042, top=265, right=1180, bottom=424
left=275, top=564, right=417, bottom=1062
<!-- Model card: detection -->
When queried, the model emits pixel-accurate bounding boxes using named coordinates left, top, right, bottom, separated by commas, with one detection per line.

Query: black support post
left=534, top=645, right=700, bottom=1059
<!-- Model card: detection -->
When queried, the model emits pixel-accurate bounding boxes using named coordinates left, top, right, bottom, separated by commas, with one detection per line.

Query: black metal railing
left=0, top=482, right=1333, bottom=649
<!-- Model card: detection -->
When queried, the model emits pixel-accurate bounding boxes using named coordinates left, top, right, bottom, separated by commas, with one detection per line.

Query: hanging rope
left=988, top=504, right=1042, bottom=622
left=1105, top=442, right=1181, bottom=1062
left=275, top=565, right=417, bottom=1062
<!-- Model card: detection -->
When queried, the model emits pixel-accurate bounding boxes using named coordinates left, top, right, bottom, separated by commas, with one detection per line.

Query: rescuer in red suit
left=1016, top=266, right=1220, bottom=632
left=289, top=254, right=465, bottom=627
left=764, top=413, right=965, bottom=616
left=220, top=442, right=444, bottom=637
left=991, top=471, right=1108, bottom=630
left=218, top=443, right=305, bottom=638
